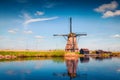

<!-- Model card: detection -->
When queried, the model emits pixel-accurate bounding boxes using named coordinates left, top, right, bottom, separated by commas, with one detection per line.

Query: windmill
left=54, top=17, right=87, bottom=52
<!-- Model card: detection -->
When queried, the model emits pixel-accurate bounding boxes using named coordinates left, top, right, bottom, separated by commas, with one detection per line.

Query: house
left=80, top=48, right=89, bottom=54
left=96, top=50, right=104, bottom=54
left=96, top=50, right=112, bottom=54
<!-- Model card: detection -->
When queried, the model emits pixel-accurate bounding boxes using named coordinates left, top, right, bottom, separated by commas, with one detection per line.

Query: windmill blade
left=76, top=33, right=87, bottom=36
left=70, top=17, right=72, bottom=33
left=53, top=34, right=68, bottom=36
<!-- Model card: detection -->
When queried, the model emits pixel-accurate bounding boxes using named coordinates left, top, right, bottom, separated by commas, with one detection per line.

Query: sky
left=0, top=0, right=120, bottom=51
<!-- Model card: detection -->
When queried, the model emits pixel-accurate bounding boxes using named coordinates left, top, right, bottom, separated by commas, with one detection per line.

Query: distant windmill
left=54, top=17, right=87, bottom=52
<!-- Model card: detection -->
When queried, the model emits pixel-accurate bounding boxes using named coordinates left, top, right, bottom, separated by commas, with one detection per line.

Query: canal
left=0, top=57, right=120, bottom=80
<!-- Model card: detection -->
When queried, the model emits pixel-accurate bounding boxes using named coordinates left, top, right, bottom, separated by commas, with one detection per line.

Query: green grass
left=0, top=50, right=66, bottom=57
left=0, top=50, right=120, bottom=58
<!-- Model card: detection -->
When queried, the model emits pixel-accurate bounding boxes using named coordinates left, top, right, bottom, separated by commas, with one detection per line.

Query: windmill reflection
left=53, top=56, right=88, bottom=80
left=65, top=57, right=78, bottom=79
left=53, top=56, right=78, bottom=80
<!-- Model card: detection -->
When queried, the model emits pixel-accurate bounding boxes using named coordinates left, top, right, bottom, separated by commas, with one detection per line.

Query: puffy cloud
left=8, top=29, right=18, bottom=34
left=23, top=16, right=58, bottom=26
left=102, top=10, right=120, bottom=18
left=94, top=1, right=118, bottom=13
left=23, top=30, right=33, bottom=34
left=0, top=36, right=4, bottom=40
left=35, top=11, right=44, bottom=16
left=35, top=35, right=43, bottom=39
left=94, top=1, right=120, bottom=18
left=112, top=34, right=120, bottom=38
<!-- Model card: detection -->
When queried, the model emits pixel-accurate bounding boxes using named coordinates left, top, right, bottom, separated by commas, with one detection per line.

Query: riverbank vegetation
left=0, top=50, right=120, bottom=59
left=90, top=51, right=120, bottom=57
left=0, top=50, right=65, bottom=57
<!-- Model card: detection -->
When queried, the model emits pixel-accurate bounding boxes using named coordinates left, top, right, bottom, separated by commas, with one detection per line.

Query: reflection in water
left=65, top=57, right=78, bottom=79
left=65, top=57, right=88, bottom=80
left=6, top=70, right=16, bottom=75
left=0, top=57, right=119, bottom=80
left=54, top=56, right=88, bottom=80
left=53, top=57, right=79, bottom=80
left=79, top=56, right=90, bottom=63
left=4, top=60, right=42, bottom=80
left=94, top=56, right=112, bottom=61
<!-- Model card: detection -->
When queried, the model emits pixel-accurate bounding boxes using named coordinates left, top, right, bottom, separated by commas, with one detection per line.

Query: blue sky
left=0, top=0, right=120, bottom=51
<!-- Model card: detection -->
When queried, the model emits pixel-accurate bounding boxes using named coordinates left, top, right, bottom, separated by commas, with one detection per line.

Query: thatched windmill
left=54, top=17, right=87, bottom=52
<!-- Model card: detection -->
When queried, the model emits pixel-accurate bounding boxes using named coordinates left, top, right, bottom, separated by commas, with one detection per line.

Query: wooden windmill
left=54, top=17, right=87, bottom=52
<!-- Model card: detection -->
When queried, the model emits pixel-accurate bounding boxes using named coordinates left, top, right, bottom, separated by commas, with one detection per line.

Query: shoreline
left=0, top=50, right=120, bottom=59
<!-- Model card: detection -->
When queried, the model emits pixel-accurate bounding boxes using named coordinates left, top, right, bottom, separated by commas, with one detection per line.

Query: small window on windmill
left=80, top=48, right=89, bottom=54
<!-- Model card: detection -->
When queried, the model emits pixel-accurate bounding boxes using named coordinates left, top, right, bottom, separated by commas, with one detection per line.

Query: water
left=0, top=57, right=120, bottom=80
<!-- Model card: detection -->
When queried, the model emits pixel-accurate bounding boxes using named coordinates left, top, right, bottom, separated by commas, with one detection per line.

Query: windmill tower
left=54, top=17, right=87, bottom=52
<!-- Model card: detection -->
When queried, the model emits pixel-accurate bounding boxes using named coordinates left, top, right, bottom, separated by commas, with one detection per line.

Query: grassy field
left=0, top=50, right=120, bottom=58
left=0, top=50, right=66, bottom=57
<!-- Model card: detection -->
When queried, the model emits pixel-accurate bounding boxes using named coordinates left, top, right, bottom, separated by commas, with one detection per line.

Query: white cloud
left=112, top=34, right=120, bottom=38
left=8, top=29, right=18, bottom=34
left=35, top=36, right=43, bottom=39
left=102, top=10, right=120, bottom=18
left=23, top=16, right=58, bottom=26
left=35, top=11, right=44, bottom=16
left=0, top=36, right=4, bottom=40
left=21, top=12, right=58, bottom=26
left=23, top=30, right=33, bottom=34
left=94, top=1, right=118, bottom=13
left=22, top=13, right=31, bottom=20
left=94, top=1, right=120, bottom=18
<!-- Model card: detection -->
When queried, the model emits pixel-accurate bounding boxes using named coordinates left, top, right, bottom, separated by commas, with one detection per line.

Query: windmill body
left=65, top=33, right=79, bottom=52
left=54, top=18, right=87, bottom=52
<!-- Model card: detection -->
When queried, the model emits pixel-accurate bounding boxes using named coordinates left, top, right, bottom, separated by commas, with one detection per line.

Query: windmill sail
left=53, top=18, right=87, bottom=52
left=70, top=17, right=72, bottom=33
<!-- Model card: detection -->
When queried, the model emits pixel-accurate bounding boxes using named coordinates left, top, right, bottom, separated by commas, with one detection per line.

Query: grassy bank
left=0, top=50, right=120, bottom=58
left=90, top=51, right=120, bottom=57
left=111, top=52, right=120, bottom=57
left=0, top=50, right=66, bottom=57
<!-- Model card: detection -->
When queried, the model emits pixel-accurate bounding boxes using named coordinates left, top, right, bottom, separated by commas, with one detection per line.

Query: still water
left=0, top=57, right=120, bottom=80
